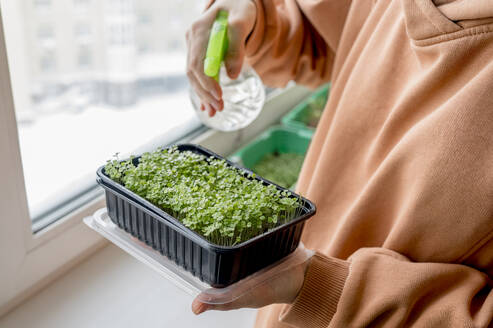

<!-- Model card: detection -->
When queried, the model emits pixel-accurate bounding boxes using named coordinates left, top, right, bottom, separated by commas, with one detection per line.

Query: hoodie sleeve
left=279, top=244, right=493, bottom=328
left=245, top=0, right=351, bottom=88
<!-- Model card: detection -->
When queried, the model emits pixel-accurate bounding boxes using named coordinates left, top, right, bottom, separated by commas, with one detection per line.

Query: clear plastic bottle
left=190, top=65, right=265, bottom=132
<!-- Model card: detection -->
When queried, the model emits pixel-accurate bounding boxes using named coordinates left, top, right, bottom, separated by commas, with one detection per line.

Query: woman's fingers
left=191, top=278, right=287, bottom=314
left=186, top=7, right=222, bottom=111
left=224, top=3, right=256, bottom=79
left=189, top=36, right=222, bottom=100
left=204, top=103, right=216, bottom=117
left=191, top=284, right=268, bottom=314
left=188, top=70, right=222, bottom=110
left=191, top=262, right=307, bottom=315
left=224, top=19, right=247, bottom=79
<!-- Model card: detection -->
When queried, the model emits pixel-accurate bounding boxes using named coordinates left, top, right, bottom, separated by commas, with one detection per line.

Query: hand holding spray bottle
left=190, top=10, right=265, bottom=132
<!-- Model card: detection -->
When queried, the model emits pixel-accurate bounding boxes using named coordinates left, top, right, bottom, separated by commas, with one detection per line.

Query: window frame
left=0, top=5, right=97, bottom=317
left=0, top=2, right=312, bottom=317
left=0, top=4, right=108, bottom=308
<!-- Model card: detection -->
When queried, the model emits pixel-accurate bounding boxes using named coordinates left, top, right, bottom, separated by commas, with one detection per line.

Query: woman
left=186, top=0, right=493, bottom=327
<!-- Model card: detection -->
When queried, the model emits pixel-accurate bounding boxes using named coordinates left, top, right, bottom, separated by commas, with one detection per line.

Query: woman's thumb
left=225, top=48, right=244, bottom=79
left=192, top=298, right=210, bottom=315
left=224, top=23, right=246, bottom=79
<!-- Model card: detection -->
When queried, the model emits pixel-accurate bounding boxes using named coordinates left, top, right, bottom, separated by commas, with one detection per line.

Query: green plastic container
left=281, top=84, right=330, bottom=133
left=230, top=126, right=312, bottom=189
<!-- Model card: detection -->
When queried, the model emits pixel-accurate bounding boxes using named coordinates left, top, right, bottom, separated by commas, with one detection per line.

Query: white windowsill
left=0, top=244, right=258, bottom=328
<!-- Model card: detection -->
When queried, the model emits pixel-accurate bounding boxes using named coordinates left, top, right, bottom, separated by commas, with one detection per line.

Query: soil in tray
left=300, top=92, right=327, bottom=128
left=252, top=152, right=305, bottom=189
left=104, top=146, right=303, bottom=246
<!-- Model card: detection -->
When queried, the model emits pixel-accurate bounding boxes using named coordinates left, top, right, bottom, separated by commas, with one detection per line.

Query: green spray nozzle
left=204, top=10, right=228, bottom=81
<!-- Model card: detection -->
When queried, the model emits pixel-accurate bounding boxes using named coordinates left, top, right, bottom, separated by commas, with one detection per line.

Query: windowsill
left=0, top=244, right=257, bottom=328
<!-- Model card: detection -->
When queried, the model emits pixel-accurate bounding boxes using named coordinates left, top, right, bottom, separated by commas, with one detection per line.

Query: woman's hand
left=191, top=245, right=314, bottom=314
left=186, top=0, right=257, bottom=117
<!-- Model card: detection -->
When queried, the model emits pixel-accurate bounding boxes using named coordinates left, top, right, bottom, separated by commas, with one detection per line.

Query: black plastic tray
left=96, top=144, right=316, bottom=287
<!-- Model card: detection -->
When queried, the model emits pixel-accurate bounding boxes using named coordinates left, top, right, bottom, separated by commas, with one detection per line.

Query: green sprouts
left=105, top=147, right=302, bottom=246
left=301, top=92, right=327, bottom=127
left=252, top=152, right=305, bottom=189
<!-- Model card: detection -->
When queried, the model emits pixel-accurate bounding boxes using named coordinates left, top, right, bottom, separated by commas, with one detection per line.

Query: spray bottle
left=189, top=10, right=265, bottom=132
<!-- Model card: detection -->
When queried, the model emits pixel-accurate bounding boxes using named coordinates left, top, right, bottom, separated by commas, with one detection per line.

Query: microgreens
left=105, top=147, right=302, bottom=246
left=301, top=92, right=327, bottom=127
left=252, top=152, right=305, bottom=189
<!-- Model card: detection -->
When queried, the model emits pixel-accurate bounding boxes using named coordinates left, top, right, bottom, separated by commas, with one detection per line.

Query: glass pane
left=2, top=0, right=203, bottom=226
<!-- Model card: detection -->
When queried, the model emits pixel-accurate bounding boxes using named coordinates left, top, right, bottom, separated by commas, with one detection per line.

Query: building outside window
left=34, top=0, right=51, bottom=10
left=12, top=0, right=204, bottom=226
left=74, top=0, right=91, bottom=11
left=74, top=22, right=92, bottom=42
left=138, top=12, right=151, bottom=25
left=37, top=25, right=55, bottom=47
left=77, top=44, right=91, bottom=68
left=39, top=48, right=56, bottom=72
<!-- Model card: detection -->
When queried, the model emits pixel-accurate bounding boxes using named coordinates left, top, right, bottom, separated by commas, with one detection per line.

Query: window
left=137, top=12, right=151, bottom=25
left=34, top=0, right=51, bottom=10
left=108, top=23, right=133, bottom=46
left=39, top=48, right=56, bottom=71
left=1, top=0, right=210, bottom=245
left=73, top=0, right=90, bottom=12
left=6, top=1, right=205, bottom=228
left=74, top=22, right=91, bottom=42
left=109, top=0, right=132, bottom=15
left=37, top=25, right=54, bottom=41
left=138, top=41, right=150, bottom=54
left=37, top=25, right=56, bottom=49
left=77, top=44, right=91, bottom=67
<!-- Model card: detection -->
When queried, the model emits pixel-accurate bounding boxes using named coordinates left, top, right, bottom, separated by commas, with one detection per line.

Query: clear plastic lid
left=84, top=209, right=209, bottom=297
left=84, top=209, right=312, bottom=305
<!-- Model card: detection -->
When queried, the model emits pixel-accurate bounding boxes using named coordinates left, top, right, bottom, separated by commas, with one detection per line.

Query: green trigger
left=204, top=10, right=228, bottom=82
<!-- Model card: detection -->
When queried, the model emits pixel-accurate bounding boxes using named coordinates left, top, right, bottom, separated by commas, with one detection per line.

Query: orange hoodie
left=245, top=0, right=493, bottom=327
